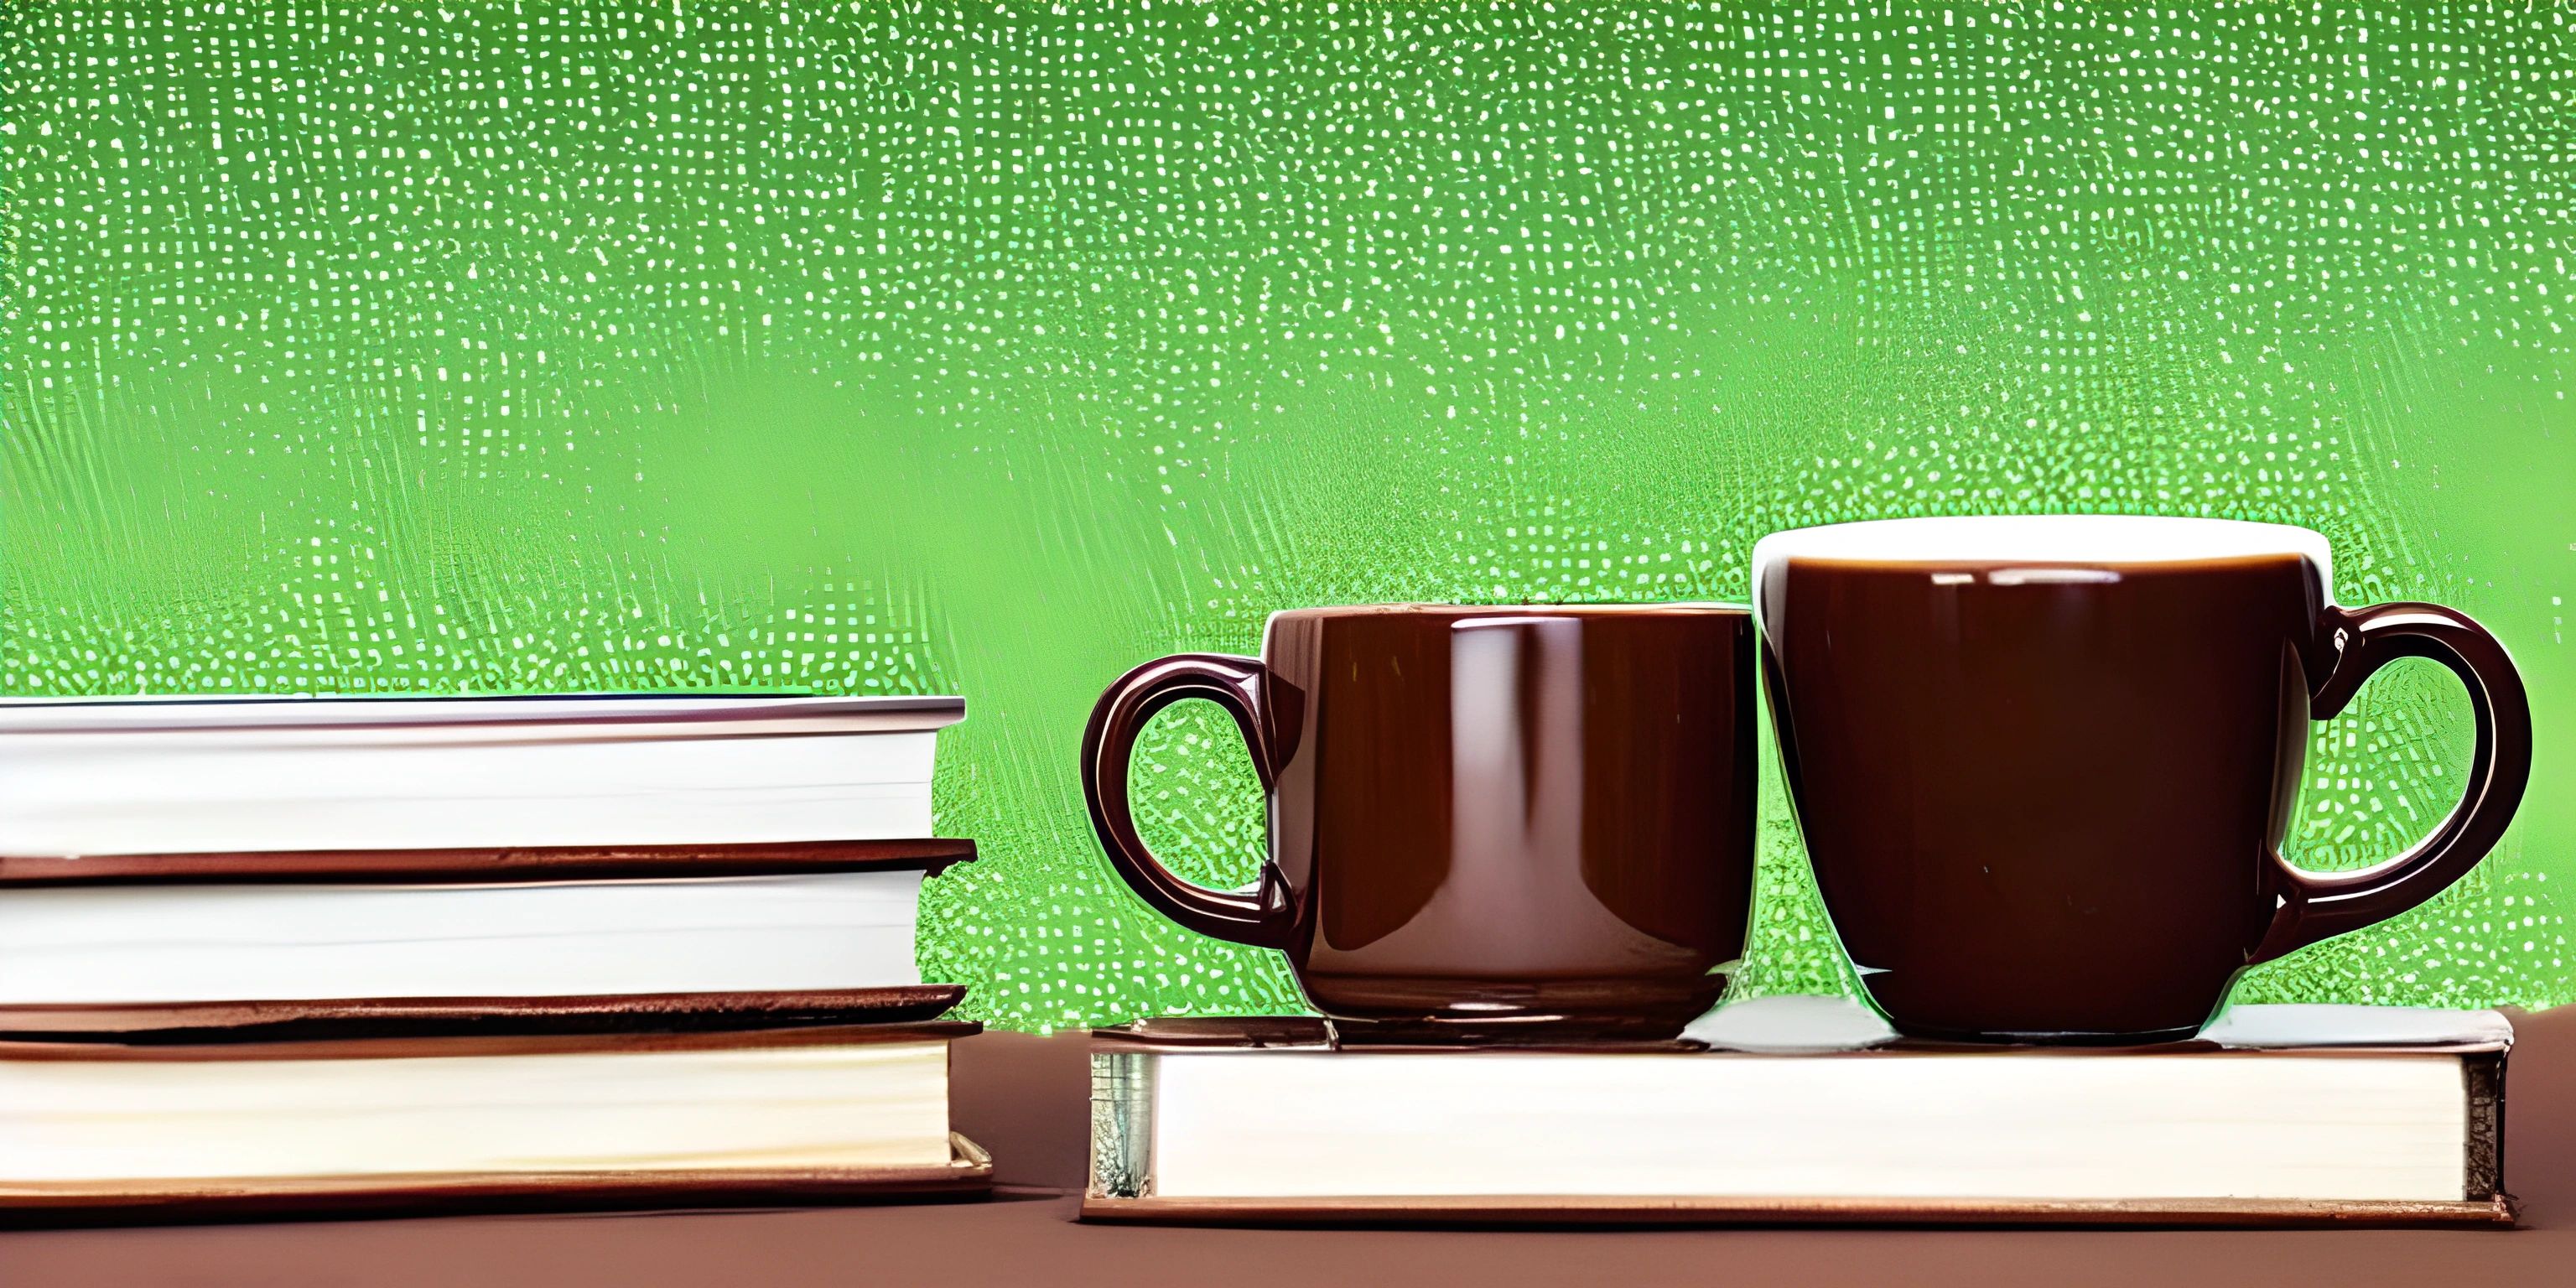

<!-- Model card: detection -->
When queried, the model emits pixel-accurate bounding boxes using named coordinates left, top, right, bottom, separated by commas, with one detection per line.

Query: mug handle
left=2250, top=603, right=2533, bottom=964
left=1080, top=653, right=1297, bottom=950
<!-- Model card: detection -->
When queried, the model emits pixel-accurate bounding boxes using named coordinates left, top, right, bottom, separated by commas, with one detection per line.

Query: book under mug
left=1084, top=999, right=2513, bottom=1228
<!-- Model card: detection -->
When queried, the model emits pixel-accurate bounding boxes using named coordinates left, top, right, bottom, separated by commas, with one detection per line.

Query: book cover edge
left=0, top=837, right=979, bottom=886
left=1074, top=1192, right=2518, bottom=1228
left=0, top=1019, right=981, bottom=1062
left=0, top=985, right=970, bottom=1044
left=0, top=1134, right=993, bottom=1224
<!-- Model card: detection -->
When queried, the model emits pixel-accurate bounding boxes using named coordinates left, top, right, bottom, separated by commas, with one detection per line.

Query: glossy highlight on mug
left=1754, top=517, right=2532, bottom=1045
left=1083, top=605, right=1758, bottom=1042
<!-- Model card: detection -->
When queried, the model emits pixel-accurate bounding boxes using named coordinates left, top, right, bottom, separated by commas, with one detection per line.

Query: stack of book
left=0, top=694, right=989, bottom=1221
left=1085, top=997, right=2515, bottom=1227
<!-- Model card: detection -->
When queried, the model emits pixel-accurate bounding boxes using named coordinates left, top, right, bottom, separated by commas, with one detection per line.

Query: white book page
left=0, top=870, right=926, bottom=1004
left=0, top=730, right=937, bottom=854
left=1152, top=1049, right=2469, bottom=1202
left=1, top=1040, right=953, bottom=1182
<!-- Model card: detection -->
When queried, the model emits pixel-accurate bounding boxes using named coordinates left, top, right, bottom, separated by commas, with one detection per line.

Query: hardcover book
left=0, top=1020, right=989, bottom=1222
left=0, top=841, right=975, bottom=1040
left=0, top=693, right=965, bottom=856
left=0, top=693, right=976, bottom=1039
left=1084, top=1000, right=2512, bottom=1228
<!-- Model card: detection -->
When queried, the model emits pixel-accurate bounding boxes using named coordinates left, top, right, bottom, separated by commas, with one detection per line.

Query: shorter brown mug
left=1082, top=604, right=1757, bottom=1041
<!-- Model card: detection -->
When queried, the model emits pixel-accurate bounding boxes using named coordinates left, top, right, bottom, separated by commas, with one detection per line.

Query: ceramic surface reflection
left=1086, top=605, right=1755, bottom=1041
left=1755, top=517, right=2532, bottom=1044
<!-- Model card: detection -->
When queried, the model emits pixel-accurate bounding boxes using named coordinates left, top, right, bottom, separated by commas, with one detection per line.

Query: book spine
left=1089, top=1051, right=1156, bottom=1200
left=2466, top=1047, right=2506, bottom=1202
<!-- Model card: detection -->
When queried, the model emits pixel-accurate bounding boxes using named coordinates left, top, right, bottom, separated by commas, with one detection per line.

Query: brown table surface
left=7, top=1005, right=2571, bottom=1286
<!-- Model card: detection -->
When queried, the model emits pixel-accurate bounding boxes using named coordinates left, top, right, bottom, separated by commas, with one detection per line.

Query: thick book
left=0, top=693, right=963, bottom=856
left=0, top=1021, right=989, bottom=1222
left=0, top=842, right=974, bottom=1040
left=1083, top=1000, right=2513, bottom=1228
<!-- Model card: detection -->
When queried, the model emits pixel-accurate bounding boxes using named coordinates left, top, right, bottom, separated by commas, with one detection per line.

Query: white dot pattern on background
left=4, top=3, right=2567, bottom=1027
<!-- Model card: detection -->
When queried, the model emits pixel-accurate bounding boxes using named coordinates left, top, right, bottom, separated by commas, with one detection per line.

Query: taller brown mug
left=1083, top=604, right=1756, bottom=1041
left=1754, top=516, right=2532, bottom=1044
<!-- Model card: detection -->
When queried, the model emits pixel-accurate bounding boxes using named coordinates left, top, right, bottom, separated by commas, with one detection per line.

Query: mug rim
left=1752, top=515, right=2334, bottom=602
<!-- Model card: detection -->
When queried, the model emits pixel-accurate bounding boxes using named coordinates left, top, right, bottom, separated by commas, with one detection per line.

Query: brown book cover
left=0, top=837, right=977, bottom=886
left=2, top=1022, right=989, bottom=1223
left=0, top=985, right=969, bottom=1043
left=1084, top=1015, right=2513, bottom=1229
left=0, top=1019, right=979, bottom=1064
left=1, top=1141, right=994, bottom=1227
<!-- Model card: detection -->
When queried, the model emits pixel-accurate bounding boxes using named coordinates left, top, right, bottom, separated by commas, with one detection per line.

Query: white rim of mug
left=1750, top=515, right=2335, bottom=627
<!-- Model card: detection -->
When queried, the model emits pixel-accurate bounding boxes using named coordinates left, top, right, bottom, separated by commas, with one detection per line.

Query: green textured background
left=4, top=3, right=2568, bottom=1031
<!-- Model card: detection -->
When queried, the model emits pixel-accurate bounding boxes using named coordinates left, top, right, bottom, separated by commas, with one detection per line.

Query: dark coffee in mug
left=1083, top=605, right=1755, bottom=1041
left=1754, top=517, right=2531, bottom=1044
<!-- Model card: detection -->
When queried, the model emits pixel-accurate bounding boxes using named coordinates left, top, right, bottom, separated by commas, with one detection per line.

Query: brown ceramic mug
left=1754, top=516, right=2532, bottom=1044
left=1082, top=605, right=1756, bottom=1041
